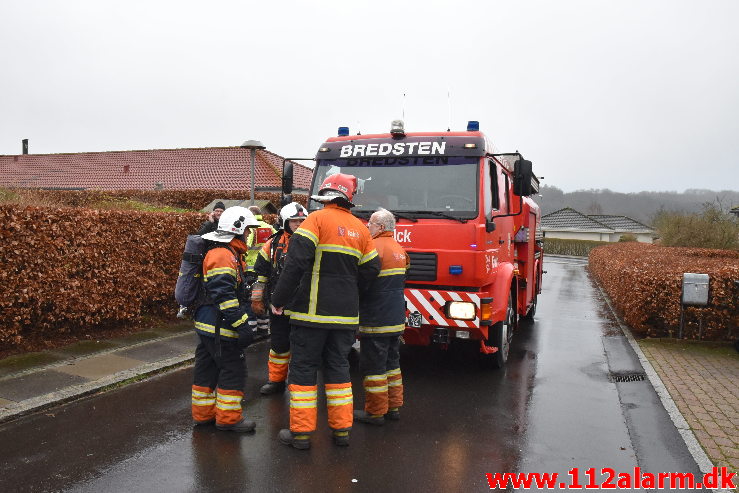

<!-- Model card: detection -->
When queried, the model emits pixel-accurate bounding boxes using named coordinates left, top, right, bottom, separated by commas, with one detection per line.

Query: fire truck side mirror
left=513, top=159, right=538, bottom=197
left=281, top=160, right=294, bottom=207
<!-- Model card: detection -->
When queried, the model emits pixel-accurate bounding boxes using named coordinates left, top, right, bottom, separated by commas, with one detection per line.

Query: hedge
left=543, top=238, right=610, bottom=257
left=0, top=200, right=289, bottom=351
left=0, top=188, right=308, bottom=211
left=0, top=206, right=205, bottom=349
left=589, top=243, right=739, bottom=341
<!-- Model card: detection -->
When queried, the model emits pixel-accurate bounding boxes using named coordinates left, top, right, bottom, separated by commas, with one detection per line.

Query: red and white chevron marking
left=405, top=289, right=481, bottom=329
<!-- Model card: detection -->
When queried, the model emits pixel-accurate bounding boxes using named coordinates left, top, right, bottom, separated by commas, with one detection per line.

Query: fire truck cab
left=283, top=120, right=542, bottom=368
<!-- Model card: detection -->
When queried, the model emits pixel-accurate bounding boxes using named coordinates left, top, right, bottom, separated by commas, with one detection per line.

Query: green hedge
left=543, top=238, right=610, bottom=257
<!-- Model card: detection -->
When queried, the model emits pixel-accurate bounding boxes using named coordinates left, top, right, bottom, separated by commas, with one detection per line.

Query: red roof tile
left=0, top=147, right=313, bottom=191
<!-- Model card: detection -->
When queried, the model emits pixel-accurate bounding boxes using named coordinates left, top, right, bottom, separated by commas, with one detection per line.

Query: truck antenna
left=356, top=120, right=361, bottom=135
left=402, top=93, right=406, bottom=121
left=447, top=89, right=452, bottom=131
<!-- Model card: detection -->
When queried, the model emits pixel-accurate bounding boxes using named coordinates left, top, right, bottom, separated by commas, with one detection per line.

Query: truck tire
left=483, top=292, right=516, bottom=369
left=523, top=293, right=537, bottom=320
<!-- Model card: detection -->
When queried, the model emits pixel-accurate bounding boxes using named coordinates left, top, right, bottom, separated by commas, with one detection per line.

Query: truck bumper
left=403, top=288, right=487, bottom=345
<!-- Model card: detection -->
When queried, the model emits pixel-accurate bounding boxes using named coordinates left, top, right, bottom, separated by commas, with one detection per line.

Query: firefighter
left=270, top=173, right=380, bottom=449
left=354, top=207, right=409, bottom=425
left=245, top=206, right=276, bottom=340
left=191, top=206, right=260, bottom=432
left=251, top=202, right=308, bottom=395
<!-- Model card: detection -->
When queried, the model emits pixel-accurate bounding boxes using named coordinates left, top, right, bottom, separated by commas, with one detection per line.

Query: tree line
left=534, top=185, right=739, bottom=225
left=534, top=185, right=739, bottom=250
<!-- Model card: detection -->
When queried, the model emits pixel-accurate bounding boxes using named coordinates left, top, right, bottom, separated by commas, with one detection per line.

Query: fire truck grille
left=407, top=252, right=437, bottom=281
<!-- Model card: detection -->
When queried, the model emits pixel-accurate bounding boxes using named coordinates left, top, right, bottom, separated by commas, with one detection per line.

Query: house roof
left=587, top=214, right=653, bottom=233
left=542, top=207, right=655, bottom=234
left=0, top=147, right=313, bottom=192
left=541, top=207, right=613, bottom=232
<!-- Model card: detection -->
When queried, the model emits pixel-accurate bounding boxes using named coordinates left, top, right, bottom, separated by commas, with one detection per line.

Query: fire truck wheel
left=483, top=292, right=516, bottom=369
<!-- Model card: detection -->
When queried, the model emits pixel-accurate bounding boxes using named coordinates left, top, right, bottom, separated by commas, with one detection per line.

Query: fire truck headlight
left=446, top=301, right=476, bottom=321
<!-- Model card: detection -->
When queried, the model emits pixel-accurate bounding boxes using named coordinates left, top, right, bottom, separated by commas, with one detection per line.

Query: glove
left=237, top=326, right=253, bottom=349
left=252, top=300, right=265, bottom=316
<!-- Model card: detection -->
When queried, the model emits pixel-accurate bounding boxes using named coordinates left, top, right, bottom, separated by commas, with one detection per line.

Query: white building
left=542, top=208, right=654, bottom=243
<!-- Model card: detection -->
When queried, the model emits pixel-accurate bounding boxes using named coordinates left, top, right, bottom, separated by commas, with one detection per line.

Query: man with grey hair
left=355, top=207, right=410, bottom=425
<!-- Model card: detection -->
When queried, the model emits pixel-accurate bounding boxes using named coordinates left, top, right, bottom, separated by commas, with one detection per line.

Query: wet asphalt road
left=0, top=258, right=705, bottom=492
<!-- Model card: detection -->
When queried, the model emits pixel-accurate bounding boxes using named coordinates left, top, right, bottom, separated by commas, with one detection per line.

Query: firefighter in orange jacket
left=354, top=207, right=410, bottom=425
left=191, top=206, right=259, bottom=432
left=251, top=202, right=308, bottom=395
left=271, top=173, right=380, bottom=449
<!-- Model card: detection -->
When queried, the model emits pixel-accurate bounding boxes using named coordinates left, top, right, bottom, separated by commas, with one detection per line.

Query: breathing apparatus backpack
left=174, top=235, right=249, bottom=318
left=175, top=235, right=211, bottom=318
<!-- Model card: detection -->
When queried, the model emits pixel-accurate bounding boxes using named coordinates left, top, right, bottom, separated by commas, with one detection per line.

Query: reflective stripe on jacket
left=193, top=239, right=249, bottom=340
left=271, top=203, right=380, bottom=330
left=359, top=232, right=410, bottom=336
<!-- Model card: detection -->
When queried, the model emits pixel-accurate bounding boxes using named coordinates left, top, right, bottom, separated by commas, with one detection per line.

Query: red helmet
left=311, top=173, right=357, bottom=205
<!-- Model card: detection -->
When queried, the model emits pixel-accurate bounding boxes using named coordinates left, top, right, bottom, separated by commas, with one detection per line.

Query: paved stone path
left=639, top=339, right=739, bottom=478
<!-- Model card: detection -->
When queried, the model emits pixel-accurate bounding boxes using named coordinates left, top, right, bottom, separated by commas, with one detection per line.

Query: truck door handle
left=499, top=239, right=505, bottom=245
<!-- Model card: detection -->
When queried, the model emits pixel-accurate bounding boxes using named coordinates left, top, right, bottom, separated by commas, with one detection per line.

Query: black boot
left=192, top=418, right=215, bottom=427
left=353, top=410, right=385, bottom=426
left=385, top=408, right=400, bottom=420
left=332, top=428, right=351, bottom=446
left=216, top=417, right=256, bottom=432
left=260, top=381, right=286, bottom=395
left=278, top=429, right=311, bottom=450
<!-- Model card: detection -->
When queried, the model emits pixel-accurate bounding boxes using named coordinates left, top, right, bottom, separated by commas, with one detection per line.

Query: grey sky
left=1, top=0, right=737, bottom=193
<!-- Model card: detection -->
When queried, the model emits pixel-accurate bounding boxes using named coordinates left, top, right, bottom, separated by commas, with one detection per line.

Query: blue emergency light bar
left=449, top=265, right=463, bottom=275
left=467, top=121, right=479, bottom=132
left=338, top=127, right=350, bottom=136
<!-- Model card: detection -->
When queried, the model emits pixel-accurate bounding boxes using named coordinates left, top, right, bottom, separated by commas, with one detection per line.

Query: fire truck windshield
left=310, top=156, right=479, bottom=219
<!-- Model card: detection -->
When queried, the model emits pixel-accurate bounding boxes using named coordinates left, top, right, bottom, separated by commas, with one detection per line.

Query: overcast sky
left=1, top=0, right=737, bottom=193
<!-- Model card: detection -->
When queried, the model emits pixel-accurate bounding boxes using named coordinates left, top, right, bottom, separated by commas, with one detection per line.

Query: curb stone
left=0, top=353, right=195, bottom=425
left=0, top=330, right=192, bottom=382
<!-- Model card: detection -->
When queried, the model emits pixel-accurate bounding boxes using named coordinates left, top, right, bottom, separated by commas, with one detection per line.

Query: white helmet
left=280, top=202, right=308, bottom=231
left=202, top=206, right=260, bottom=242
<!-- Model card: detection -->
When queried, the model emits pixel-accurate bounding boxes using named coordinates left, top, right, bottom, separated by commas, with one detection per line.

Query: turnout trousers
left=287, top=325, right=355, bottom=434
left=359, top=335, right=403, bottom=416
left=191, top=333, right=246, bottom=426
left=266, top=313, right=291, bottom=383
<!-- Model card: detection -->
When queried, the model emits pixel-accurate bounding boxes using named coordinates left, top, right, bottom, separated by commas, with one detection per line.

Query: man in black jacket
left=196, top=201, right=226, bottom=235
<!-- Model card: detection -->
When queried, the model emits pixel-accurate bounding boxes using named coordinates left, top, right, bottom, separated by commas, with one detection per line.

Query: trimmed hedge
left=0, top=203, right=283, bottom=351
left=0, top=186, right=315, bottom=351
left=544, top=238, right=610, bottom=257
left=0, top=205, right=204, bottom=349
left=0, top=188, right=308, bottom=211
left=589, top=243, right=739, bottom=341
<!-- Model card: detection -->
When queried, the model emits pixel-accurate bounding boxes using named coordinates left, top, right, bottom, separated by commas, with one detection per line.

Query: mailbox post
left=680, top=273, right=709, bottom=339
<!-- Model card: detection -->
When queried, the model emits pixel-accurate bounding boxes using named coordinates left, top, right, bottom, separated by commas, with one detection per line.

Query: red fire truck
left=282, top=120, right=543, bottom=368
